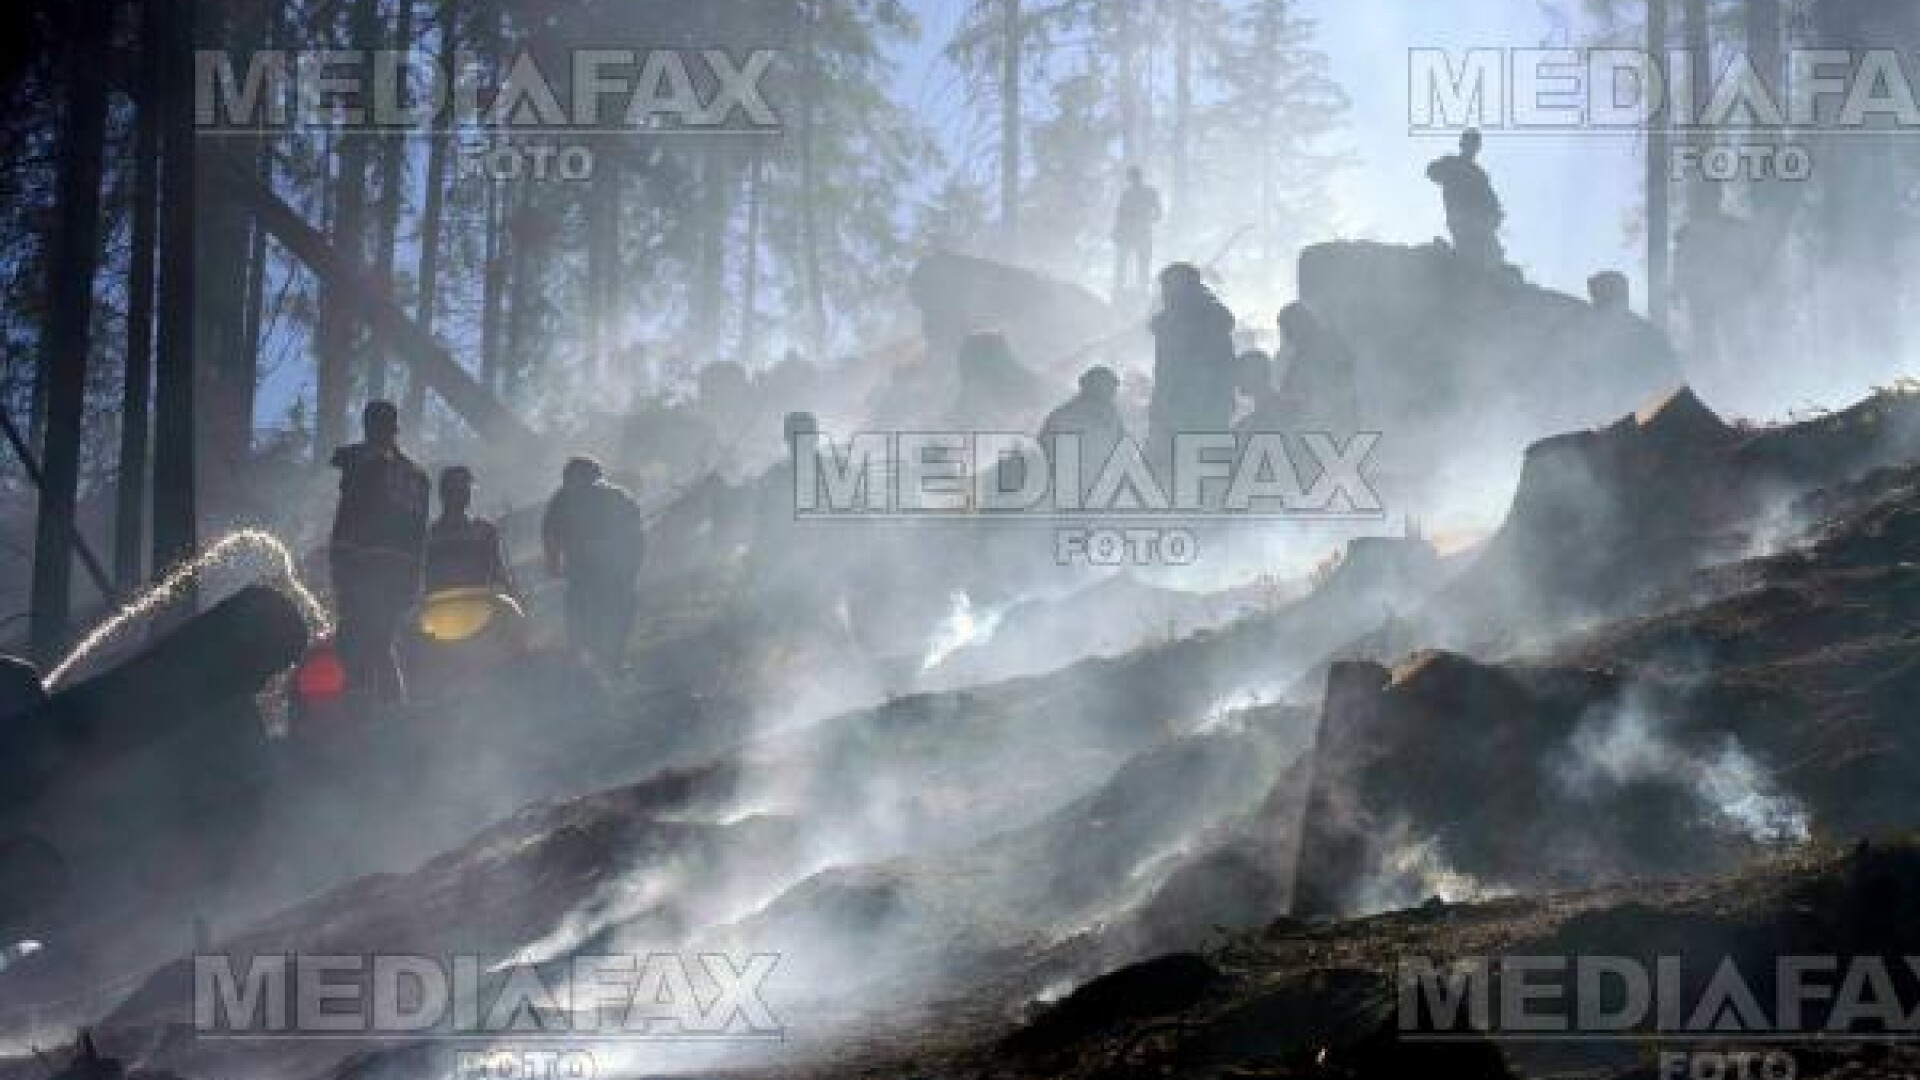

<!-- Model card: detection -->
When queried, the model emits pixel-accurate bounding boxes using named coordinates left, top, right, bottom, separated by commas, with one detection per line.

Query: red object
left=294, top=643, right=349, bottom=704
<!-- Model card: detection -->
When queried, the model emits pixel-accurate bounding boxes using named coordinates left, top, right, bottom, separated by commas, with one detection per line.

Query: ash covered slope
left=1292, top=460, right=1920, bottom=917
left=67, top=529, right=1453, bottom=1080
left=754, top=842, right=1920, bottom=1080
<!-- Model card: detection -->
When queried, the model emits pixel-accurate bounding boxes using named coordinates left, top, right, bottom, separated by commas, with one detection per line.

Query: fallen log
left=0, top=585, right=307, bottom=815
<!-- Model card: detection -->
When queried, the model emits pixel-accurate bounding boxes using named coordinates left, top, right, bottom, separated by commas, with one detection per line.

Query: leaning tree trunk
left=29, top=0, right=112, bottom=663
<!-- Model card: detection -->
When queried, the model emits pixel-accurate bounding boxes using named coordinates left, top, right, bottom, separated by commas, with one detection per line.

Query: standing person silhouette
left=327, top=400, right=429, bottom=703
left=1426, top=130, right=1506, bottom=269
left=1112, top=166, right=1164, bottom=299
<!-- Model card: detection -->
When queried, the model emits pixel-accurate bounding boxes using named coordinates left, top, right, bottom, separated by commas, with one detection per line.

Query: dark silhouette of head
left=783, top=410, right=820, bottom=457
left=1078, top=366, right=1120, bottom=402
left=1158, top=262, right=1205, bottom=306
left=363, top=400, right=399, bottom=449
left=1587, top=270, right=1630, bottom=313
left=1460, top=129, right=1483, bottom=159
left=439, top=466, right=474, bottom=517
left=1127, top=166, right=1143, bottom=185
left=562, top=456, right=604, bottom=489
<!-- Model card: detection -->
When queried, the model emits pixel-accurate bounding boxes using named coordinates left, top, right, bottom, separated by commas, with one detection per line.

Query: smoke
left=1556, top=685, right=1810, bottom=846
left=918, top=590, right=1006, bottom=671
left=1351, top=818, right=1511, bottom=915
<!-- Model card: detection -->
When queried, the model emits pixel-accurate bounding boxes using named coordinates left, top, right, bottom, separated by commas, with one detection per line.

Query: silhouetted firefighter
left=542, top=457, right=644, bottom=672
left=1274, top=302, right=1360, bottom=435
left=1040, top=366, right=1128, bottom=502
left=1112, top=166, right=1163, bottom=299
left=1426, top=129, right=1505, bottom=269
left=1146, top=263, right=1238, bottom=472
left=328, top=400, right=430, bottom=703
left=425, top=466, right=519, bottom=600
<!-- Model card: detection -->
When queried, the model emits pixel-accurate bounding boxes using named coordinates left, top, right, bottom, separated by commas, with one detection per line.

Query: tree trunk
left=1171, top=0, right=1191, bottom=229
left=693, top=145, right=733, bottom=358
left=152, top=0, right=202, bottom=593
left=1646, top=0, right=1671, bottom=328
left=737, top=150, right=763, bottom=367
left=479, top=174, right=505, bottom=392
left=1683, top=0, right=1718, bottom=219
left=29, top=0, right=112, bottom=662
left=1000, top=0, right=1021, bottom=242
left=586, top=148, right=621, bottom=383
left=504, top=182, right=535, bottom=396
left=1116, top=1, right=1141, bottom=167
left=315, top=0, right=380, bottom=453
left=798, top=0, right=827, bottom=361
left=403, top=0, right=458, bottom=428
left=116, top=0, right=166, bottom=592
left=369, top=0, right=415, bottom=404
left=1744, top=0, right=1788, bottom=227
left=239, top=156, right=271, bottom=412
left=193, top=0, right=264, bottom=498
left=236, top=2, right=278, bottom=453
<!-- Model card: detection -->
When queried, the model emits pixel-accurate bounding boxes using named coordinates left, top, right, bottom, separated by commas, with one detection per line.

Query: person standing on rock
left=1426, top=129, right=1505, bottom=269
left=1112, top=166, right=1164, bottom=300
